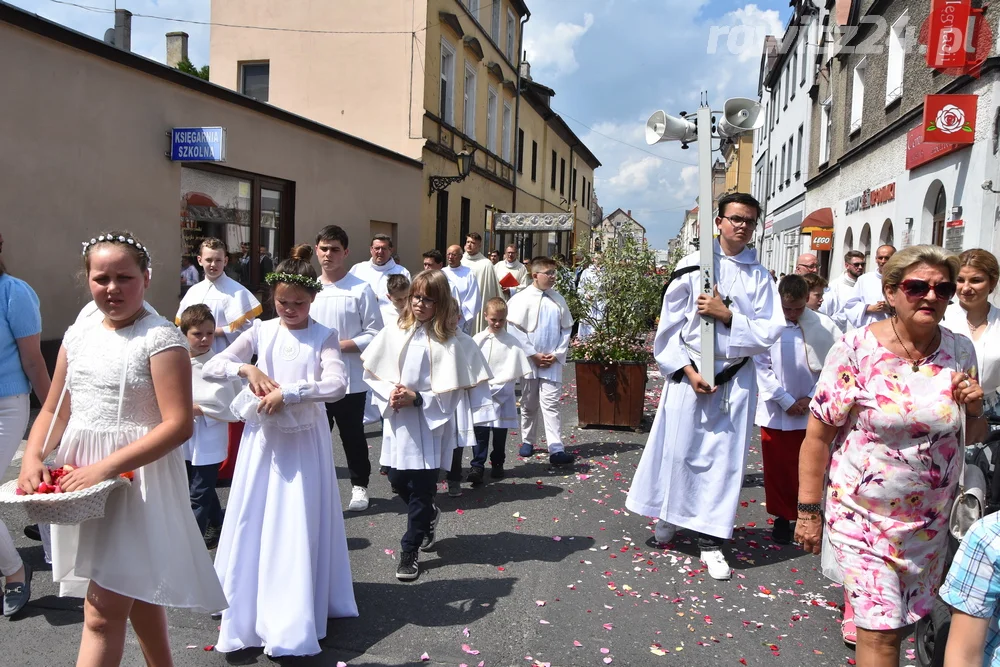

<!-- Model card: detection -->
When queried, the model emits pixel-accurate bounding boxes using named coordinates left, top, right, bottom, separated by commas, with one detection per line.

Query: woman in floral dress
left=796, top=245, right=984, bottom=667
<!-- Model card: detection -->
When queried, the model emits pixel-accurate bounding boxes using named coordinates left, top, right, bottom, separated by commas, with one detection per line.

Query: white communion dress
left=203, top=318, right=358, bottom=657
left=50, top=314, right=227, bottom=612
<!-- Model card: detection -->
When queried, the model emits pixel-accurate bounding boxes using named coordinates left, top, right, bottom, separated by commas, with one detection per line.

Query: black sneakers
left=490, top=464, right=505, bottom=480
left=203, top=524, right=222, bottom=550
left=466, top=467, right=485, bottom=486
left=396, top=550, right=419, bottom=581
left=549, top=451, right=576, bottom=466
left=420, top=504, right=441, bottom=552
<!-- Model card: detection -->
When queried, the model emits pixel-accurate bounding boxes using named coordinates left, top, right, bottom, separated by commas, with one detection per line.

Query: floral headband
left=81, top=233, right=151, bottom=261
left=265, top=272, right=322, bottom=291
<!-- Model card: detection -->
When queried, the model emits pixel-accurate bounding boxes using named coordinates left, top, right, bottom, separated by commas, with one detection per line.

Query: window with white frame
left=791, top=51, right=798, bottom=97
left=468, top=0, right=480, bottom=19
left=801, top=35, right=808, bottom=83
left=780, top=145, right=786, bottom=188
left=491, top=1, right=501, bottom=43
left=506, top=9, right=516, bottom=62
left=850, top=58, right=866, bottom=134
left=885, top=13, right=906, bottom=105
left=440, top=39, right=456, bottom=125
left=502, top=101, right=512, bottom=161
left=820, top=97, right=832, bottom=163
left=786, top=137, right=793, bottom=182
left=784, top=66, right=791, bottom=106
left=487, top=86, right=498, bottom=153
left=796, top=125, right=803, bottom=177
left=775, top=83, right=780, bottom=121
left=463, top=63, right=477, bottom=139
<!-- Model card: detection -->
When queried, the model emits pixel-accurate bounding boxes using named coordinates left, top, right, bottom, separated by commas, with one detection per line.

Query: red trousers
left=760, top=426, right=806, bottom=520
left=218, top=421, right=245, bottom=481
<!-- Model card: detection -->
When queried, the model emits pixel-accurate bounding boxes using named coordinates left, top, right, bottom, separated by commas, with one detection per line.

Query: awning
left=801, top=207, right=834, bottom=234
left=495, top=212, right=574, bottom=232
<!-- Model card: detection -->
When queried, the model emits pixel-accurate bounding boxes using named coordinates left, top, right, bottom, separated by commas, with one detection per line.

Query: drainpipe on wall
left=511, top=12, right=530, bottom=214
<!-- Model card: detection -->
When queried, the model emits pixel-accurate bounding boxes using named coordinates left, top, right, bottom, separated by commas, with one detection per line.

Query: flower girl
left=203, top=244, right=357, bottom=657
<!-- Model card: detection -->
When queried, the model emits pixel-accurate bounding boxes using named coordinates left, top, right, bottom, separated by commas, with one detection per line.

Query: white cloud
left=707, top=3, right=785, bottom=64
left=606, top=156, right=663, bottom=194
left=524, top=12, right=594, bottom=78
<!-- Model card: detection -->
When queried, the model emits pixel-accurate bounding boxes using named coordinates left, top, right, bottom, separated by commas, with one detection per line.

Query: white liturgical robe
left=443, top=265, right=481, bottom=333
left=625, top=240, right=785, bottom=539
left=462, top=252, right=503, bottom=334
left=842, top=271, right=888, bottom=328
left=348, top=258, right=411, bottom=328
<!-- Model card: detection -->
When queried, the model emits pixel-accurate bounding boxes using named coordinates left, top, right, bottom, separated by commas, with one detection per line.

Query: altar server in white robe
left=462, top=232, right=504, bottom=333
left=362, top=270, right=492, bottom=582
left=312, top=225, right=384, bottom=512
left=176, top=237, right=262, bottom=353
left=507, top=256, right=576, bottom=466
left=349, top=233, right=411, bottom=328
left=576, top=259, right=604, bottom=340
left=443, top=244, right=482, bottom=334
left=494, top=244, right=530, bottom=299
left=204, top=247, right=357, bottom=658
left=842, top=244, right=896, bottom=328
left=624, top=193, right=785, bottom=581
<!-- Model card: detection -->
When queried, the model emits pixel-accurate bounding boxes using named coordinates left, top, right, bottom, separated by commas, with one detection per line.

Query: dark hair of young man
left=422, top=249, right=444, bottom=265
left=179, top=303, right=216, bottom=334
left=778, top=274, right=809, bottom=301
left=717, top=192, right=762, bottom=220
left=316, top=225, right=349, bottom=249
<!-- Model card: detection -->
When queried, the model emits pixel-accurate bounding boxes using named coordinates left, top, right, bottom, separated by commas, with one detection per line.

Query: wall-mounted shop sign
left=811, top=232, right=833, bottom=251
left=923, top=94, right=978, bottom=144
left=169, top=127, right=226, bottom=162
left=906, top=125, right=967, bottom=170
left=845, top=182, right=896, bottom=216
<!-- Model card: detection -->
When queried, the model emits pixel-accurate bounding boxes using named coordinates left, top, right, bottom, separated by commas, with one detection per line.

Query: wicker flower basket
left=0, top=478, right=131, bottom=525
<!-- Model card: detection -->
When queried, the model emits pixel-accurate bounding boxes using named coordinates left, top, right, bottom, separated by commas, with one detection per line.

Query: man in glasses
left=822, top=250, right=866, bottom=331
left=625, top=192, right=786, bottom=581
left=843, top=244, right=896, bottom=328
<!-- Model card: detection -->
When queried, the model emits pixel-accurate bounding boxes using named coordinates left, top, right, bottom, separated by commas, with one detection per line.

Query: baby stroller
left=915, top=408, right=1000, bottom=667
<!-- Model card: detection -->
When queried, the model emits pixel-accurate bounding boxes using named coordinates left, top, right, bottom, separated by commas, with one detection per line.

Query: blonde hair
left=398, top=270, right=457, bottom=342
left=881, top=244, right=960, bottom=294
left=959, top=249, right=1000, bottom=289
left=484, top=297, right=507, bottom=317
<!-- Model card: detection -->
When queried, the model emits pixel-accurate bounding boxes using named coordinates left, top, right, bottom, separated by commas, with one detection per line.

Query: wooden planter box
left=575, top=360, right=648, bottom=429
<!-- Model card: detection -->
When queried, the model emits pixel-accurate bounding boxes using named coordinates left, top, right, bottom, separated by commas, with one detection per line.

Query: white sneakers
left=347, top=485, right=369, bottom=512
left=700, top=549, right=733, bottom=580
left=654, top=519, right=676, bottom=544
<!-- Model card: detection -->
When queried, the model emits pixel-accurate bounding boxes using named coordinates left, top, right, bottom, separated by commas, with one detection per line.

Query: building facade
left=751, top=0, right=829, bottom=276
left=722, top=134, right=754, bottom=197
left=804, top=0, right=1000, bottom=281
left=209, top=0, right=599, bottom=258
left=1, top=5, right=422, bottom=348
left=597, top=209, right=645, bottom=251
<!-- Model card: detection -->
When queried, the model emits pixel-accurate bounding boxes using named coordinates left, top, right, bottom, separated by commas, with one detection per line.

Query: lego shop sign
left=923, top=94, right=978, bottom=144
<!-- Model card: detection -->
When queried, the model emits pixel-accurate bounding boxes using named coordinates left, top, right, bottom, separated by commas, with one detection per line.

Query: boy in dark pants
left=179, top=305, right=242, bottom=548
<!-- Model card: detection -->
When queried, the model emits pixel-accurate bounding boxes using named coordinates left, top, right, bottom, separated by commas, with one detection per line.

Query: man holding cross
left=625, top=192, right=785, bottom=580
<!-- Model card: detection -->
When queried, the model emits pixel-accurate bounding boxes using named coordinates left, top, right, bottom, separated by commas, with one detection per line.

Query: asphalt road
left=1, top=366, right=917, bottom=666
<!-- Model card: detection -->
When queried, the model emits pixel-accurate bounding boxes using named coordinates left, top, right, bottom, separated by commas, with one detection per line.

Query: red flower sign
left=923, top=94, right=977, bottom=144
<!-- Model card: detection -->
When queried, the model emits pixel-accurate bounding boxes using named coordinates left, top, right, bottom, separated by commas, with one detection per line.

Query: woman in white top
left=942, top=248, right=1000, bottom=410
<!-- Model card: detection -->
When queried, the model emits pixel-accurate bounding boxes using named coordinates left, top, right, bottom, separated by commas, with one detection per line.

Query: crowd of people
left=4, top=192, right=1000, bottom=665
left=0, top=223, right=582, bottom=662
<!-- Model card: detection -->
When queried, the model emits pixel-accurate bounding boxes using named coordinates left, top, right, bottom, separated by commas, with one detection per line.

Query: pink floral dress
left=810, top=326, right=976, bottom=630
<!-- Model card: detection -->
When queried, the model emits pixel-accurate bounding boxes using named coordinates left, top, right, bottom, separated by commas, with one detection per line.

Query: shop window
left=180, top=165, right=293, bottom=301
left=239, top=62, right=269, bottom=102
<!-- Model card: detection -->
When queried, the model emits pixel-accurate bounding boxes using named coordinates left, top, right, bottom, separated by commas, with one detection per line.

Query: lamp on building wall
left=428, top=148, right=476, bottom=196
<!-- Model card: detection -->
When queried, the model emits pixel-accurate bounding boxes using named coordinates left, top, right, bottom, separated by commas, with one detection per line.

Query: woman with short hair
left=796, top=245, right=984, bottom=666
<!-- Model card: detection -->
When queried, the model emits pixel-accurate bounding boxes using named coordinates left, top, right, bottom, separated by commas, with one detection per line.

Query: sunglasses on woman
left=897, top=279, right=957, bottom=301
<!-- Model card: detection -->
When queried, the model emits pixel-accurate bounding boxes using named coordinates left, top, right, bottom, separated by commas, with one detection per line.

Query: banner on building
left=923, top=95, right=977, bottom=144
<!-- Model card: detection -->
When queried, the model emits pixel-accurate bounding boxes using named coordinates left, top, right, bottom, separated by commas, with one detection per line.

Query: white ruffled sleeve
left=281, top=328, right=348, bottom=404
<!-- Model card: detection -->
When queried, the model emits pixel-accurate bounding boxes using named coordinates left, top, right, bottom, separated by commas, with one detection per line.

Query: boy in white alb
left=469, top=297, right=532, bottom=484
left=506, top=256, right=576, bottom=466
left=311, top=225, right=385, bottom=512
left=178, top=305, right=242, bottom=548
left=176, top=237, right=262, bottom=353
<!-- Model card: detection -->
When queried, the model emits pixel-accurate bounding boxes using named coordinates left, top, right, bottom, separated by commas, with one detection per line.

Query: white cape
left=506, top=284, right=574, bottom=333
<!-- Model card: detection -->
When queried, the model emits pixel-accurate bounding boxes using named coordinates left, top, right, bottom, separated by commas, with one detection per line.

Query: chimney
left=627, top=209, right=631, bottom=219
left=114, top=8, right=132, bottom=51
left=166, top=32, right=189, bottom=68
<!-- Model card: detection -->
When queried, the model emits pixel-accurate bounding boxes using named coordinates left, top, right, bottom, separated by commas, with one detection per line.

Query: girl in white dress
left=203, top=244, right=357, bottom=658
left=17, top=231, right=226, bottom=667
left=362, top=270, right=492, bottom=581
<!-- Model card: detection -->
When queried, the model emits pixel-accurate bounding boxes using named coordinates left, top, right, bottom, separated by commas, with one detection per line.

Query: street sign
left=169, top=127, right=226, bottom=162
left=923, top=95, right=977, bottom=144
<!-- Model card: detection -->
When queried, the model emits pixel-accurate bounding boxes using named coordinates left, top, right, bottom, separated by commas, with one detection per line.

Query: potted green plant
left=566, top=235, right=664, bottom=429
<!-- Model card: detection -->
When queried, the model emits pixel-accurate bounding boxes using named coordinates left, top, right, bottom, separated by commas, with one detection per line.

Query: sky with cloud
left=8, top=0, right=789, bottom=250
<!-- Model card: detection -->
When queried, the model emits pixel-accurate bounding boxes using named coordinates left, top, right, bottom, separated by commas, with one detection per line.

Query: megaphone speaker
left=646, top=110, right=699, bottom=145
left=717, top=97, right=764, bottom=138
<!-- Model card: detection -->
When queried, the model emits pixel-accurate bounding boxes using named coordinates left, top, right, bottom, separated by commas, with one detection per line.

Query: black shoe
left=420, top=505, right=441, bottom=552
left=22, top=525, right=41, bottom=542
left=396, top=551, right=419, bottom=581
left=772, top=517, right=793, bottom=545
left=490, top=464, right=505, bottom=480
left=467, top=467, right=485, bottom=486
left=549, top=451, right=576, bottom=466
left=204, top=524, right=222, bottom=550
left=379, top=465, right=389, bottom=476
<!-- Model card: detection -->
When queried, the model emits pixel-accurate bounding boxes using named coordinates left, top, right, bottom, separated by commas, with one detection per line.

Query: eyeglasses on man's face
left=537, top=270, right=557, bottom=277
left=720, top=215, right=758, bottom=228
left=411, top=295, right=436, bottom=305
left=849, top=262, right=865, bottom=269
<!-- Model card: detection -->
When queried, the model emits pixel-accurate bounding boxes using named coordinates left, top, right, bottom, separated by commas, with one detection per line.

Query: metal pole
left=697, top=104, right=716, bottom=387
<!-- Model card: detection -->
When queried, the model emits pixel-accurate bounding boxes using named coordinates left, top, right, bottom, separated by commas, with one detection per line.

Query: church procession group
left=3, top=189, right=1000, bottom=665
